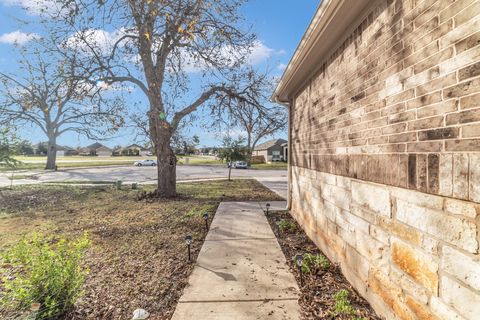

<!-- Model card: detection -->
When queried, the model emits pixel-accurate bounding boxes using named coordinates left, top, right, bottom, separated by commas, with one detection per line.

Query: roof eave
left=272, top=0, right=372, bottom=103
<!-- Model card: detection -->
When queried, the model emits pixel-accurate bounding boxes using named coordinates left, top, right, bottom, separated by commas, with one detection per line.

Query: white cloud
left=1, top=0, right=67, bottom=16
left=66, top=28, right=133, bottom=55
left=277, top=63, right=287, bottom=71
left=0, top=30, right=40, bottom=45
left=246, top=40, right=274, bottom=65
left=67, top=27, right=280, bottom=74
left=180, top=40, right=279, bottom=73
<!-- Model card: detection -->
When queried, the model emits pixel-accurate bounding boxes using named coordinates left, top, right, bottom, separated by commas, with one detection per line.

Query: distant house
left=126, top=144, right=150, bottom=156
left=83, top=142, right=112, bottom=157
left=253, top=139, right=287, bottom=163
left=33, top=143, right=77, bottom=156
left=56, top=145, right=77, bottom=157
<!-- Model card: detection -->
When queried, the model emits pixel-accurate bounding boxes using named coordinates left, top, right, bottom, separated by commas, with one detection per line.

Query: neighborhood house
left=274, top=0, right=480, bottom=319
left=253, top=138, right=287, bottom=163
left=83, top=143, right=112, bottom=157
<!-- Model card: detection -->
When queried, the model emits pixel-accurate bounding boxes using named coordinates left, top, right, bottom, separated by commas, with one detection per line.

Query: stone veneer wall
left=290, top=0, right=480, bottom=319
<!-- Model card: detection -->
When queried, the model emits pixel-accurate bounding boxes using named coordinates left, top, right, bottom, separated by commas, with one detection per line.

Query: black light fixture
left=266, top=203, right=271, bottom=216
left=294, top=254, right=304, bottom=286
left=203, top=212, right=209, bottom=232
left=185, top=235, right=193, bottom=261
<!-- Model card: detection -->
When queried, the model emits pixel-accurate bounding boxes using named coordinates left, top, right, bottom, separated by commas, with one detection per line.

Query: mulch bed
left=266, top=210, right=381, bottom=320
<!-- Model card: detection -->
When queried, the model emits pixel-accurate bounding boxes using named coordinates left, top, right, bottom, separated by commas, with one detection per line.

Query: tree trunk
left=45, top=135, right=57, bottom=170
left=154, top=124, right=177, bottom=197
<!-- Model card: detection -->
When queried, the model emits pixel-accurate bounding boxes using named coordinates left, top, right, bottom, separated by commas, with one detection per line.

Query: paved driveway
left=0, top=165, right=288, bottom=198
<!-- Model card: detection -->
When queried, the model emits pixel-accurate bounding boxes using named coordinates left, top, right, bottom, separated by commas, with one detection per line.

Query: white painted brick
left=445, top=198, right=478, bottom=218
left=439, top=154, right=453, bottom=197
left=469, top=154, right=480, bottom=203
left=439, top=14, right=480, bottom=49
left=453, top=154, right=469, bottom=200
left=396, top=199, right=478, bottom=253
left=404, top=67, right=438, bottom=89
left=430, top=296, right=467, bottom=320
left=440, top=276, right=480, bottom=320
left=352, top=181, right=391, bottom=217
left=442, top=246, right=480, bottom=291
left=439, top=45, right=480, bottom=76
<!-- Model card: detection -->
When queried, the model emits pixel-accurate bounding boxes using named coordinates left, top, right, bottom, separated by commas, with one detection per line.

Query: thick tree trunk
left=156, top=133, right=176, bottom=197
left=45, top=135, right=57, bottom=170
left=150, top=110, right=177, bottom=197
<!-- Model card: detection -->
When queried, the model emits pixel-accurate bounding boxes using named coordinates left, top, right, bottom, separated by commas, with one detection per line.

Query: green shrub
left=277, top=219, right=296, bottom=232
left=330, top=289, right=366, bottom=320
left=293, top=253, right=331, bottom=274
left=0, top=232, right=90, bottom=319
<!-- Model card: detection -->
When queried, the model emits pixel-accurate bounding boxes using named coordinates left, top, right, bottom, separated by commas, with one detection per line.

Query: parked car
left=134, top=159, right=157, bottom=166
left=233, top=161, right=248, bottom=169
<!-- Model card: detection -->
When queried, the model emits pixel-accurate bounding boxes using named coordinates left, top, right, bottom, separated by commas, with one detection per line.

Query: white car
left=233, top=161, right=248, bottom=169
left=134, top=159, right=157, bottom=166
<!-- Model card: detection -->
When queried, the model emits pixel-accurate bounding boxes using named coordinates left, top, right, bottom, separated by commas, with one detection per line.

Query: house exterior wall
left=290, top=1, right=480, bottom=319
left=268, top=145, right=285, bottom=162
left=96, top=147, right=112, bottom=157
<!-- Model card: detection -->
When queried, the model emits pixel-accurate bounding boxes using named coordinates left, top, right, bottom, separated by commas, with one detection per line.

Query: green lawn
left=3, top=155, right=287, bottom=172
left=250, top=162, right=288, bottom=170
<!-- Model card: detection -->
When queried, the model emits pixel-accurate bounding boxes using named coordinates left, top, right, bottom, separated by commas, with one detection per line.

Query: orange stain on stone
left=391, top=241, right=438, bottom=295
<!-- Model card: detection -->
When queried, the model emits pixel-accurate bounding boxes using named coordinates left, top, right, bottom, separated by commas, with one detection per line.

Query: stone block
left=352, top=181, right=391, bottom=217
left=440, top=276, right=480, bottom=320
left=430, top=296, right=466, bottom=320
left=378, top=216, right=423, bottom=246
left=444, top=198, right=478, bottom=218
left=391, top=239, right=439, bottom=295
left=391, top=184, right=444, bottom=209
left=396, top=199, right=478, bottom=253
left=442, top=246, right=480, bottom=291
left=368, top=269, right=416, bottom=320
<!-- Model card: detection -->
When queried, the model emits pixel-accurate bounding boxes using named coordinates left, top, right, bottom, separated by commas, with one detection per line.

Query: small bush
left=330, top=289, right=366, bottom=320
left=0, top=232, right=90, bottom=319
left=277, top=219, right=296, bottom=232
left=293, top=253, right=331, bottom=274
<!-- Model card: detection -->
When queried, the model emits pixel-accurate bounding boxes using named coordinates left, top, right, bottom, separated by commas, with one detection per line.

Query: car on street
left=233, top=161, right=248, bottom=169
left=134, top=159, right=157, bottom=166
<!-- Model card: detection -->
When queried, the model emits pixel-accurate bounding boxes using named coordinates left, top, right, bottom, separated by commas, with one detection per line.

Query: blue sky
left=0, top=0, right=319, bottom=148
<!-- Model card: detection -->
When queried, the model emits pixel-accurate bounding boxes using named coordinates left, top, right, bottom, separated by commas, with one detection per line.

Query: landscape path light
left=185, top=235, right=193, bottom=262
left=294, top=254, right=304, bottom=287
left=203, top=212, right=209, bottom=232
left=266, top=203, right=271, bottom=216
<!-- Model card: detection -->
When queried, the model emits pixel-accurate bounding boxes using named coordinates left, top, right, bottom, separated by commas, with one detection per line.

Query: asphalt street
left=0, top=165, right=288, bottom=198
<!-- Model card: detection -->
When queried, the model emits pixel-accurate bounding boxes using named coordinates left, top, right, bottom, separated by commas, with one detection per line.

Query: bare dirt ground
left=0, top=179, right=283, bottom=320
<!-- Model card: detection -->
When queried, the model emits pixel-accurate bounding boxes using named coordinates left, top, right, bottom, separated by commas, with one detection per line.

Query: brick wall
left=290, top=0, right=480, bottom=319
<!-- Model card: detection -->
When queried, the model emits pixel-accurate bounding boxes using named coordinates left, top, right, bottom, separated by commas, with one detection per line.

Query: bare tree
left=230, top=103, right=286, bottom=159
left=47, top=0, right=263, bottom=196
left=212, top=70, right=287, bottom=160
left=0, top=47, right=125, bottom=169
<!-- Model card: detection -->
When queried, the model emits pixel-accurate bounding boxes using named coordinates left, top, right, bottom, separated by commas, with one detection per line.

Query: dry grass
left=0, top=179, right=283, bottom=319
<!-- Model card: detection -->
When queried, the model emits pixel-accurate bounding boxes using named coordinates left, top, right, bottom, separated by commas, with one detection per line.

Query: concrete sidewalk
left=171, top=201, right=300, bottom=320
